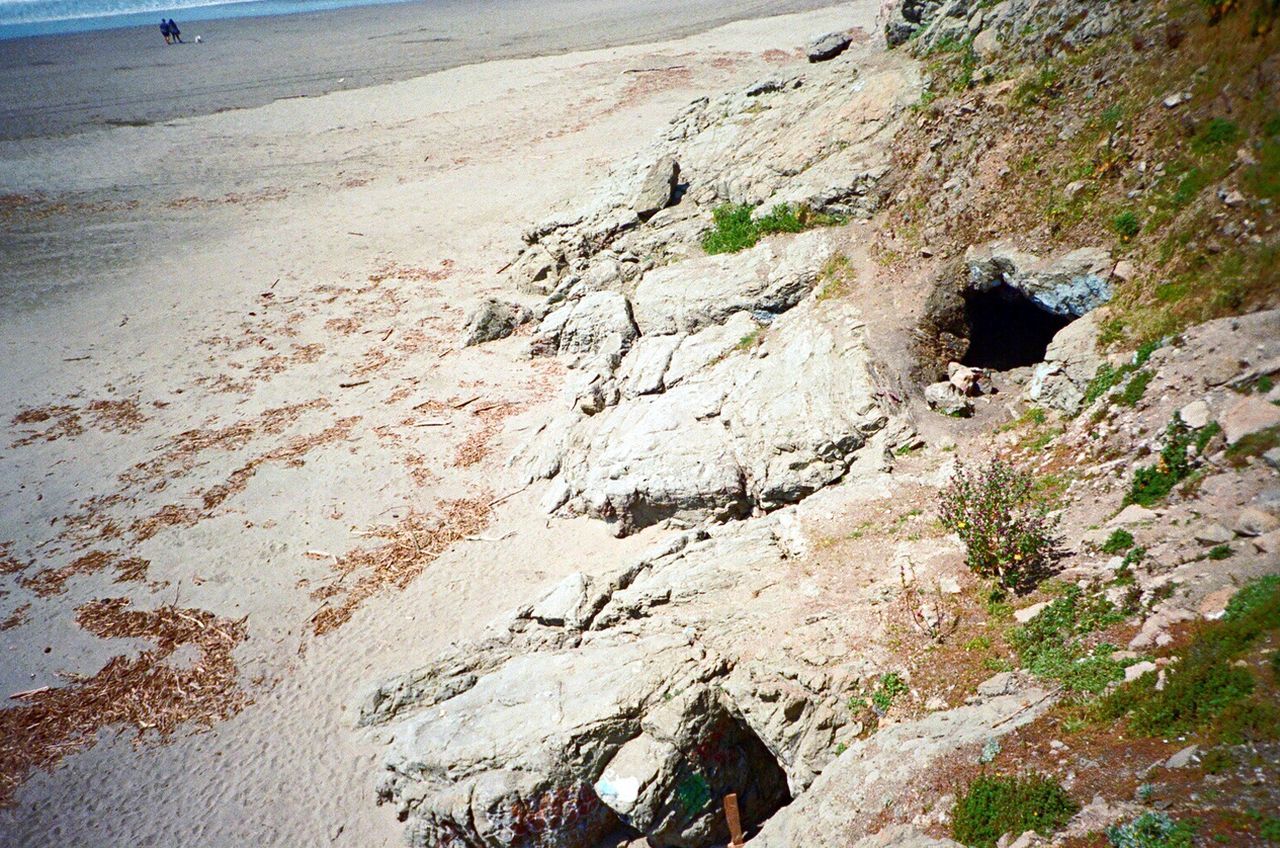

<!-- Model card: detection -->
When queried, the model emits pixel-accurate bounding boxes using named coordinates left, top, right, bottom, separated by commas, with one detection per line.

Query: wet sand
left=0, top=0, right=833, bottom=140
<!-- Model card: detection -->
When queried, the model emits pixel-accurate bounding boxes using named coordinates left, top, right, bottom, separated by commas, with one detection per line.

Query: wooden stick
left=339, top=379, right=370, bottom=388
left=451, top=394, right=482, bottom=409
left=9, top=686, right=50, bottom=700
left=724, top=794, right=744, bottom=847
left=488, top=484, right=529, bottom=508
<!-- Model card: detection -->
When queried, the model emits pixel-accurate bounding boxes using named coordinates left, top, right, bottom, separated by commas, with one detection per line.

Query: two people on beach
left=160, top=18, right=183, bottom=44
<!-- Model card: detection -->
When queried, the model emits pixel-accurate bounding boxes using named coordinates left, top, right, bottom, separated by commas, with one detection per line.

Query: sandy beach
left=0, top=0, right=834, bottom=140
left=0, top=3, right=865, bottom=845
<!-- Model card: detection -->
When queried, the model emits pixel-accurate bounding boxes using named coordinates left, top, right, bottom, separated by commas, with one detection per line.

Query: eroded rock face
left=499, top=47, right=920, bottom=305
left=362, top=522, right=886, bottom=848
left=965, top=240, right=1112, bottom=318
left=533, top=293, right=890, bottom=537
left=632, top=231, right=834, bottom=335
left=1025, top=311, right=1104, bottom=414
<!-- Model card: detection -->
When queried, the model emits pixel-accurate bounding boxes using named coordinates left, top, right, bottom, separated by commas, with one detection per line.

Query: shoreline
left=0, top=0, right=835, bottom=141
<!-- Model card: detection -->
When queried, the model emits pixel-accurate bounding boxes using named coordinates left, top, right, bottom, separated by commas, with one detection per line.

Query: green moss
left=1191, top=117, right=1240, bottom=153
left=1207, top=544, right=1234, bottom=560
left=951, top=773, right=1078, bottom=848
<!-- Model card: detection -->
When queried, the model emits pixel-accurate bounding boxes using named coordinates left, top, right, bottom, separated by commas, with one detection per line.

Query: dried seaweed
left=0, top=599, right=249, bottom=806
left=310, top=497, right=491, bottom=636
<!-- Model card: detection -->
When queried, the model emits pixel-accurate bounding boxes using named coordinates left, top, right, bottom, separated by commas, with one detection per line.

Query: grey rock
left=965, top=240, right=1112, bottom=317
left=1264, top=447, right=1280, bottom=470
left=462, top=298, right=531, bottom=346
left=1194, top=523, right=1233, bottom=545
left=1180, top=399, right=1212, bottom=429
left=1124, top=661, right=1157, bottom=683
left=1109, top=504, right=1158, bottom=526
left=1236, top=507, right=1280, bottom=538
left=617, top=334, right=682, bottom=398
left=534, top=291, right=639, bottom=359
left=542, top=301, right=889, bottom=535
left=925, top=381, right=973, bottom=416
left=632, top=230, right=833, bottom=336
left=632, top=156, right=680, bottom=220
left=511, top=244, right=563, bottom=295
left=807, top=31, right=853, bottom=63
left=977, top=672, right=1015, bottom=698
left=1026, top=312, right=1103, bottom=414
left=1165, top=744, right=1199, bottom=769
left=750, top=690, right=1052, bottom=848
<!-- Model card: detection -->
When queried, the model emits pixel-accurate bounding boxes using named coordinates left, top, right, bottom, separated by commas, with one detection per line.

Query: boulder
left=1025, top=312, right=1104, bottom=414
left=632, top=231, right=834, bottom=335
left=807, top=31, right=853, bottom=63
left=1236, top=507, right=1280, bottom=537
left=1179, top=399, right=1212, bottom=429
left=545, top=302, right=889, bottom=535
left=511, top=244, right=563, bottom=295
left=632, top=156, right=681, bottom=220
left=363, top=523, right=870, bottom=848
left=1222, top=396, right=1280, bottom=445
left=925, top=381, right=973, bottom=416
left=462, top=298, right=531, bottom=346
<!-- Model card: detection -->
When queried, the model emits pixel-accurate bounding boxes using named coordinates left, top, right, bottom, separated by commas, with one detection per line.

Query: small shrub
left=938, top=459, right=1061, bottom=588
left=1101, top=529, right=1135, bottom=554
left=701, top=204, right=758, bottom=254
left=1207, top=544, right=1234, bottom=560
left=1113, top=210, right=1142, bottom=240
left=872, top=672, right=908, bottom=712
left=701, top=202, right=845, bottom=255
left=951, top=773, right=1078, bottom=848
left=1125, top=415, right=1214, bottom=506
left=1107, top=811, right=1196, bottom=848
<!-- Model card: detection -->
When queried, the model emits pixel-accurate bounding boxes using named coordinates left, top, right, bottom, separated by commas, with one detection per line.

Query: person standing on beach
left=160, top=19, right=171, bottom=44
left=169, top=19, right=183, bottom=43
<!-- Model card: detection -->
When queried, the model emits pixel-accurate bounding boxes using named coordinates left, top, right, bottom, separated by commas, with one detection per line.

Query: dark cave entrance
left=962, top=284, right=1073, bottom=371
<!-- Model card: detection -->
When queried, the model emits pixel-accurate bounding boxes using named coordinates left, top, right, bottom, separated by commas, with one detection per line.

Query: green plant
left=1011, top=586, right=1127, bottom=693
left=938, top=459, right=1061, bottom=588
left=1200, top=747, right=1234, bottom=775
left=1101, top=529, right=1135, bottom=555
left=1192, top=117, right=1240, bottom=153
left=1207, top=544, right=1234, bottom=560
left=1102, top=576, right=1279, bottom=736
left=1112, top=210, right=1141, bottom=240
left=1107, top=811, right=1196, bottom=848
left=872, top=672, right=908, bottom=712
left=1125, top=415, right=1216, bottom=506
left=701, top=202, right=844, bottom=255
left=1226, top=425, right=1280, bottom=466
left=951, top=773, right=1078, bottom=848
left=1118, top=370, right=1154, bottom=406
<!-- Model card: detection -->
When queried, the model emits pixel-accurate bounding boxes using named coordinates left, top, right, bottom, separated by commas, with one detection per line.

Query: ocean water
left=0, top=0, right=414, bottom=39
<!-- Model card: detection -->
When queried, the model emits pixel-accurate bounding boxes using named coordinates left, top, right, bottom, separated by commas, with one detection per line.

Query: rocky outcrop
left=751, top=684, right=1053, bottom=848
left=885, top=0, right=1126, bottom=57
left=463, top=298, right=532, bottom=346
left=965, top=240, right=1112, bottom=318
left=524, top=273, right=894, bottom=536
left=807, top=32, right=853, bottom=62
left=501, top=47, right=920, bottom=306
left=1025, top=311, right=1104, bottom=414
left=362, top=521, right=903, bottom=848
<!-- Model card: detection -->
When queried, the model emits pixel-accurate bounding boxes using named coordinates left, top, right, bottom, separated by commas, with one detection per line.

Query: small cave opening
left=961, top=284, right=1073, bottom=371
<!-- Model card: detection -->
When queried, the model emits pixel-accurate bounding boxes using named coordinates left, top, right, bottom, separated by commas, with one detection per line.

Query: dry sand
left=0, top=0, right=834, bottom=140
left=0, top=4, right=871, bottom=845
